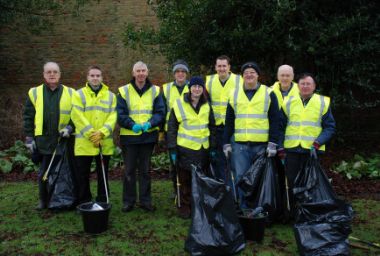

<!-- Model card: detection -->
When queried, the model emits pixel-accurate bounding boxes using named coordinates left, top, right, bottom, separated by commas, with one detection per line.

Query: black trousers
left=284, top=152, right=309, bottom=214
left=75, top=155, right=110, bottom=204
left=122, top=143, right=155, bottom=206
left=38, top=154, right=62, bottom=204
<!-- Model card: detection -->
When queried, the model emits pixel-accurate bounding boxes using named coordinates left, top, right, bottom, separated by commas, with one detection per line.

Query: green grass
left=0, top=180, right=379, bottom=255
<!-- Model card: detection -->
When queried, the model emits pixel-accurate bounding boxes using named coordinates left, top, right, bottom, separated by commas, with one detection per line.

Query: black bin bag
left=239, top=151, right=282, bottom=224
left=293, top=154, right=354, bottom=256
left=48, top=140, right=76, bottom=210
left=185, top=166, right=245, bottom=256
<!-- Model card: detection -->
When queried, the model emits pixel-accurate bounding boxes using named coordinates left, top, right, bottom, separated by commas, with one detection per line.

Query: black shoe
left=122, top=204, right=134, bottom=212
left=35, top=200, right=47, bottom=211
left=140, top=204, right=156, bottom=212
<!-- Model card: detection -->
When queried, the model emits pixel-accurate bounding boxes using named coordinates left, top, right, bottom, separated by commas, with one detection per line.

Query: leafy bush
left=0, top=140, right=38, bottom=173
left=334, top=154, right=380, bottom=180
left=151, top=152, right=170, bottom=173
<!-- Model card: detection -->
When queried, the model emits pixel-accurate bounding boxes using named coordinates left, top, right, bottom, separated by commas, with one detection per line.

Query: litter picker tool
left=99, top=146, right=109, bottom=204
left=42, top=138, right=61, bottom=181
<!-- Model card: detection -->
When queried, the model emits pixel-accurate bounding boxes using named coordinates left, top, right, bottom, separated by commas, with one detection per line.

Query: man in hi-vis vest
left=278, top=73, right=336, bottom=214
left=71, top=65, right=117, bottom=204
left=271, top=65, right=299, bottom=109
left=167, top=76, right=217, bottom=219
left=23, top=62, right=74, bottom=210
left=223, top=62, right=281, bottom=209
left=116, top=61, right=165, bottom=213
left=161, top=59, right=190, bottom=198
left=206, top=55, right=242, bottom=182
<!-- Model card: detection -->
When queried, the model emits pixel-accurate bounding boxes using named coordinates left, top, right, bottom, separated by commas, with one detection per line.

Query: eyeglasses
left=89, top=74, right=101, bottom=78
left=44, top=70, right=60, bottom=75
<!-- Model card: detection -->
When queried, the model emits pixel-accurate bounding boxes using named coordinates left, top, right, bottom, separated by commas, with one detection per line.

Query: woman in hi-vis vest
left=167, top=76, right=217, bottom=219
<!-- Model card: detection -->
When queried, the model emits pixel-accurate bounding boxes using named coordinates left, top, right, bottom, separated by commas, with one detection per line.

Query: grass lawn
left=1, top=180, right=379, bottom=255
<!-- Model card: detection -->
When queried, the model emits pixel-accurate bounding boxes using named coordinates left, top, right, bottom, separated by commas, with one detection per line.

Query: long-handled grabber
left=99, top=146, right=109, bottom=204
left=42, top=138, right=61, bottom=181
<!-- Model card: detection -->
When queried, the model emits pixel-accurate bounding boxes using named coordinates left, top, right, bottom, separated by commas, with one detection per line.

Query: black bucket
left=238, top=211, right=268, bottom=242
left=77, top=202, right=111, bottom=234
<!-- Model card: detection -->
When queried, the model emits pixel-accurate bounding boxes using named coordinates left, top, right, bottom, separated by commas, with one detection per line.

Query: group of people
left=23, top=55, right=335, bottom=220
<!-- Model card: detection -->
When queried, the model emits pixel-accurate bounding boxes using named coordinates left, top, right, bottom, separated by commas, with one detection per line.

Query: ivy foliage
left=124, top=0, right=379, bottom=108
left=0, top=140, right=38, bottom=173
left=334, top=154, right=380, bottom=180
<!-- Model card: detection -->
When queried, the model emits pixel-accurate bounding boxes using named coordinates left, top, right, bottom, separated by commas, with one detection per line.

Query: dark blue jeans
left=231, top=142, right=266, bottom=209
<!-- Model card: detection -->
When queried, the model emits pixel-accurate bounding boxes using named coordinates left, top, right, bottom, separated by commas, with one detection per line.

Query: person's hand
left=310, top=141, right=320, bottom=151
left=89, top=131, right=104, bottom=147
left=277, top=148, right=286, bottom=165
left=266, top=142, right=277, bottom=157
left=223, top=144, right=232, bottom=158
left=132, top=123, right=143, bottom=133
left=59, top=125, right=73, bottom=138
left=209, top=150, right=217, bottom=161
left=25, top=136, right=36, bottom=153
left=142, top=122, right=152, bottom=132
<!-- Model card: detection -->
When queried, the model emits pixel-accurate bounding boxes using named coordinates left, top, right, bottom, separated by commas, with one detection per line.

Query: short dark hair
left=297, top=72, right=316, bottom=84
left=216, top=55, right=231, bottom=65
left=87, top=65, right=102, bottom=74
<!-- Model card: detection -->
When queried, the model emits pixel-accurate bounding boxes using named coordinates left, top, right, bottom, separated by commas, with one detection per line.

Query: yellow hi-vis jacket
left=271, top=81, right=299, bottom=109
left=71, top=83, right=116, bottom=156
left=229, top=83, right=271, bottom=142
left=28, top=84, right=73, bottom=136
left=206, top=73, right=242, bottom=125
left=118, top=83, right=160, bottom=135
left=283, top=93, right=330, bottom=151
left=162, top=81, right=189, bottom=131
left=172, top=97, right=210, bottom=150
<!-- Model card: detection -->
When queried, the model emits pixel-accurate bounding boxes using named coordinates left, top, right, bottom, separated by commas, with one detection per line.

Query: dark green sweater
left=23, top=84, right=63, bottom=154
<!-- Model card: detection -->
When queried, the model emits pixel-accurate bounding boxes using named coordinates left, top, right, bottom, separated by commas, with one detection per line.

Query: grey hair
left=43, top=62, right=60, bottom=72
left=132, top=61, right=148, bottom=72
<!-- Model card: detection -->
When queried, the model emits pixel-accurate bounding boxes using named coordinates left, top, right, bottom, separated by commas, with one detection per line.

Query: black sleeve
left=116, top=94, right=135, bottom=129
left=268, top=92, right=281, bottom=145
left=149, top=91, right=165, bottom=128
left=208, top=106, right=217, bottom=149
left=278, top=108, right=288, bottom=148
left=167, top=108, right=179, bottom=149
left=223, top=102, right=235, bottom=145
left=23, top=97, right=35, bottom=137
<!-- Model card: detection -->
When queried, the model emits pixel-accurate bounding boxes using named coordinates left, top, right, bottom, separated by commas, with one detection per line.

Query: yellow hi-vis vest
left=28, top=84, right=73, bottom=136
left=172, top=97, right=210, bottom=150
left=283, top=93, right=330, bottom=151
left=206, top=73, right=242, bottom=125
left=162, top=81, right=189, bottom=131
left=271, top=81, right=299, bottom=109
left=71, top=83, right=117, bottom=156
left=118, top=83, right=160, bottom=136
left=230, top=83, right=271, bottom=142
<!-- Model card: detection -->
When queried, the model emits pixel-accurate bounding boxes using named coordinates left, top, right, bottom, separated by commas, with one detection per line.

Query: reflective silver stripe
left=233, top=83, right=240, bottom=111
left=318, top=95, right=325, bottom=124
left=104, top=124, right=112, bottom=133
left=208, top=75, right=215, bottom=97
left=288, top=121, right=320, bottom=127
left=212, top=101, right=228, bottom=106
left=73, top=105, right=85, bottom=111
left=285, top=135, right=315, bottom=141
left=286, top=96, right=294, bottom=115
left=100, top=100, right=111, bottom=104
left=80, top=125, right=93, bottom=135
left=76, top=134, right=112, bottom=139
left=176, top=99, right=208, bottom=130
left=32, top=88, right=37, bottom=103
left=67, top=87, right=73, bottom=97
left=235, top=113, right=267, bottom=119
left=234, top=74, right=240, bottom=88
left=178, top=133, right=208, bottom=143
left=263, top=86, right=270, bottom=112
left=60, top=110, right=71, bottom=115
left=214, top=113, right=225, bottom=119
left=78, top=89, right=86, bottom=107
left=83, top=106, right=114, bottom=113
left=130, top=110, right=152, bottom=115
left=235, top=129, right=269, bottom=134
left=166, top=82, right=173, bottom=107
left=123, top=86, right=130, bottom=110
left=152, top=85, right=157, bottom=104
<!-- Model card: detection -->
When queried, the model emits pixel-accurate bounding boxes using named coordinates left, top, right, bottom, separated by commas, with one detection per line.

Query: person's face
left=215, top=59, right=230, bottom=79
left=277, top=68, right=293, bottom=87
left=190, top=84, right=203, bottom=98
left=43, top=64, right=61, bottom=86
left=298, top=76, right=316, bottom=99
left=243, top=68, right=259, bottom=86
left=133, top=65, right=148, bottom=84
left=87, top=69, right=103, bottom=86
left=174, top=69, right=187, bottom=85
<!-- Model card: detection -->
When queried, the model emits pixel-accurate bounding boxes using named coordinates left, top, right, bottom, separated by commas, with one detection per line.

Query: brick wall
left=0, top=0, right=170, bottom=147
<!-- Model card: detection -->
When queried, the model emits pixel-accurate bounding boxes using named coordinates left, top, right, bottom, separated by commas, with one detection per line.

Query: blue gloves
left=210, top=150, right=217, bottom=161
left=142, top=122, right=152, bottom=132
left=170, top=153, right=177, bottom=165
left=132, top=124, right=143, bottom=133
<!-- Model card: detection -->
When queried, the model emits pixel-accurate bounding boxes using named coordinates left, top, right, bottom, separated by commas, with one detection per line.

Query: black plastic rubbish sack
left=185, top=166, right=245, bottom=256
left=48, top=140, right=76, bottom=210
left=293, top=154, right=354, bottom=256
left=238, top=151, right=282, bottom=224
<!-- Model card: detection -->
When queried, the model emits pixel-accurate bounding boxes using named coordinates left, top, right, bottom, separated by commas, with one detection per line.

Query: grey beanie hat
left=172, top=59, right=189, bottom=73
